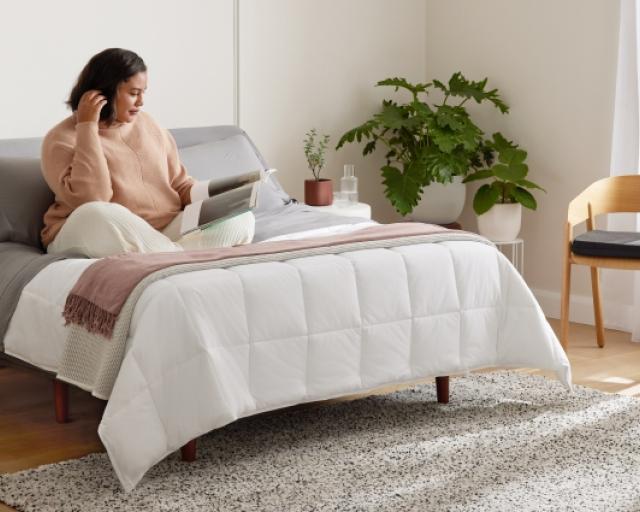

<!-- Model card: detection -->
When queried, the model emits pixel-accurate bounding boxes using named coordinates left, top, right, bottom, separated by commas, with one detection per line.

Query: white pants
left=47, top=202, right=255, bottom=258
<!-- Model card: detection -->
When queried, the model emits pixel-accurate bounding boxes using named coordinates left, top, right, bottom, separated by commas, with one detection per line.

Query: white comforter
left=4, top=225, right=571, bottom=491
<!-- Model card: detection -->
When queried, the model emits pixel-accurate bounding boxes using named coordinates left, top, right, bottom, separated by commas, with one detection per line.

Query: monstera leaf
left=473, top=184, right=501, bottom=215
left=381, top=163, right=426, bottom=216
left=376, top=77, right=432, bottom=99
left=436, top=72, right=509, bottom=114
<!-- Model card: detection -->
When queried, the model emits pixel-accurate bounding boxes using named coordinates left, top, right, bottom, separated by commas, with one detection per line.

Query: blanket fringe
left=63, top=294, right=116, bottom=338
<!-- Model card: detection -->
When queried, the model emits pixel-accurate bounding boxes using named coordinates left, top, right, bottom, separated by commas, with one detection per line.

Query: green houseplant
left=303, top=128, right=332, bottom=206
left=336, top=72, right=509, bottom=218
left=464, top=132, right=543, bottom=214
left=464, top=132, right=544, bottom=240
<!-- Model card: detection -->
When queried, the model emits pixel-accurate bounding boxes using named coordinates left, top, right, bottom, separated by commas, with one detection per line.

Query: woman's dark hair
left=67, top=48, right=146, bottom=124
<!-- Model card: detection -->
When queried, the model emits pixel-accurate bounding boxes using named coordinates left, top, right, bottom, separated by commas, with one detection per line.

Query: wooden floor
left=526, top=319, right=640, bottom=395
left=2, top=319, right=640, bottom=511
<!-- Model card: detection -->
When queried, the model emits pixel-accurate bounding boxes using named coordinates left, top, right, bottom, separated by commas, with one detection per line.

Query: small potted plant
left=464, top=133, right=545, bottom=241
left=303, top=128, right=332, bottom=206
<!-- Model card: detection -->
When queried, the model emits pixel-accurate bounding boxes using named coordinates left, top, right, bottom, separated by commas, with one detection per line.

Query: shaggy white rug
left=2, top=372, right=640, bottom=512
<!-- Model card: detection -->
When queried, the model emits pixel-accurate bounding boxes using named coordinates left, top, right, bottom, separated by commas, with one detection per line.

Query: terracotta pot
left=305, top=178, right=333, bottom=206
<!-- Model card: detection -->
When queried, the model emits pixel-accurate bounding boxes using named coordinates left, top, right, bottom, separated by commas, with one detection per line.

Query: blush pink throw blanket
left=63, top=223, right=453, bottom=338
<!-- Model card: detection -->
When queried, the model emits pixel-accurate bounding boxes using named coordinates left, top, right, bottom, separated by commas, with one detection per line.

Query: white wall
left=239, top=0, right=426, bottom=220
left=0, top=0, right=235, bottom=139
left=2, top=0, right=428, bottom=224
left=1, top=0, right=426, bottom=222
left=424, top=0, right=621, bottom=326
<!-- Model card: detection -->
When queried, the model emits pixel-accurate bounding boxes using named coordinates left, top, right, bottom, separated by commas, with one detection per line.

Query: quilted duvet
left=94, top=238, right=571, bottom=491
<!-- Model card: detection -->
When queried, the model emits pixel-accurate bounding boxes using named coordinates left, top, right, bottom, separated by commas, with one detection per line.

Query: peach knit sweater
left=40, top=112, right=194, bottom=247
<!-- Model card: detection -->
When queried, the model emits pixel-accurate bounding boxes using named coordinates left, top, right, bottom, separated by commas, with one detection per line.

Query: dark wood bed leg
left=435, top=376, right=449, bottom=404
left=54, top=379, right=70, bottom=423
left=181, top=439, right=197, bottom=462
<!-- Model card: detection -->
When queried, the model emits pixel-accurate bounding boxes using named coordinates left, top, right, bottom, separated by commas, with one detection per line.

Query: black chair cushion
left=572, top=230, right=640, bottom=258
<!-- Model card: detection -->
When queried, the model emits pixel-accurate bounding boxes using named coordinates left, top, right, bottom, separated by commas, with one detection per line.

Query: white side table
left=307, top=201, right=372, bottom=220
left=493, top=238, right=524, bottom=276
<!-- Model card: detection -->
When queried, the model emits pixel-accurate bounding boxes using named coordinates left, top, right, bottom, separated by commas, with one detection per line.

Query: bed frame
left=51, top=375, right=450, bottom=461
left=1, top=351, right=450, bottom=461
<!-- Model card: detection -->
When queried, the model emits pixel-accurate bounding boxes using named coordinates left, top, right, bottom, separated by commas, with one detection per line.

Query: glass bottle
left=341, top=164, right=358, bottom=204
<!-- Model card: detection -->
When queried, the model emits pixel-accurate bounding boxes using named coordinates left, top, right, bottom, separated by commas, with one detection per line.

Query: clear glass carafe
left=340, top=164, right=358, bottom=203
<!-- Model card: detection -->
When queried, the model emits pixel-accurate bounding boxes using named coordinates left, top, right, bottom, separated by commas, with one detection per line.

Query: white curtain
left=609, top=0, right=640, bottom=340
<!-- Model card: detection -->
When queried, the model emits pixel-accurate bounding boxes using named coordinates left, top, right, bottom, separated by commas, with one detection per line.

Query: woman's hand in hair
left=77, top=90, right=107, bottom=124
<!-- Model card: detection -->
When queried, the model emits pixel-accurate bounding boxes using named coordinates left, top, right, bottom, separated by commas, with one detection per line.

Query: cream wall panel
left=239, top=0, right=427, bottom=221
left=0, top=0, right=234, bottom=139
left=424, top=0, right=620, bottom=304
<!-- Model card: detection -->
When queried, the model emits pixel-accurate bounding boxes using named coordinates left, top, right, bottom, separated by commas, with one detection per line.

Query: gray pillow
left=177, top=134, right=290, bottom=212
left=0, top=158, right=53, bottom=251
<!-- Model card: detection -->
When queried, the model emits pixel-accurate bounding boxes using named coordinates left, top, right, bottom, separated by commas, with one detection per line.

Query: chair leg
left=54, top=380, right=70, bottom=423
left=560, top=259, right=572, bottom=351
left=181, top=439, right=197, bottom=462
left=590, top=267, right=605, bottom=348
left=435, top=376, right=449, bottom=404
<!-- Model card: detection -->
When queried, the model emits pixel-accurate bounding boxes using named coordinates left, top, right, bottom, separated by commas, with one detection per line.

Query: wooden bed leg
left=181, top=439, right=197, bottom=462
left=435, top=376, right=449, bottom=404
left=53, top=379, right=70, bottom=423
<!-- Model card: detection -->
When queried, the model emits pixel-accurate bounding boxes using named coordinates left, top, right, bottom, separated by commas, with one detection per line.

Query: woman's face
left=114, top=72, right=147, bottom=123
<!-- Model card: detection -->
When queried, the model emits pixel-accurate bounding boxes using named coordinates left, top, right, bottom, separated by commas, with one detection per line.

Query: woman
left=41, top=48, right=254, bottom=258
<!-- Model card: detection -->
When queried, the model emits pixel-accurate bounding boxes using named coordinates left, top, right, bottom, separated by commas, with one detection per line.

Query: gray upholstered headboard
left=0, top=136, right=42, bottom=158
left=0, top=124, right=289, bottom=251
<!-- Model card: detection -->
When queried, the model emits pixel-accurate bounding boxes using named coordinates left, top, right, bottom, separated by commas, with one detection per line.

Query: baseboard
left=532, top=288, right=634, bottom=332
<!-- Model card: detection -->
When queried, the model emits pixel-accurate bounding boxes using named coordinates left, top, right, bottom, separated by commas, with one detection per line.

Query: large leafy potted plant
left=464, top=133, right=544, bottom=241
left=335, top=73, right=509, bottom=222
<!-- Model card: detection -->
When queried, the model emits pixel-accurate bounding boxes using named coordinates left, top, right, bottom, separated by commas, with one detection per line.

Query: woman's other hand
left=76, top=90, right=107, bottom=123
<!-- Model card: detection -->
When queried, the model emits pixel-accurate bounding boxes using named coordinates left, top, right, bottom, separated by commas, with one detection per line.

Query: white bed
left=1, top=124, right=571, bottom=492
left=4, top=221, right=572, bottom=491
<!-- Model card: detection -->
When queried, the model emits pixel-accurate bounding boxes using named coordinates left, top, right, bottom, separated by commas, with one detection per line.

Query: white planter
left=477, top=203, right=522, bottom=242
left=410, top=176, right=466, bottom=224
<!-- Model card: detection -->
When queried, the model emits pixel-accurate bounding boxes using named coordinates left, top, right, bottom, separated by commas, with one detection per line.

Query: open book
left=180, top=169, right=276, bottom=236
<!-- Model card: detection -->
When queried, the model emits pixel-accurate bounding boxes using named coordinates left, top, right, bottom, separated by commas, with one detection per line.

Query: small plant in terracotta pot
left=303, top=128, right=332, bottom=206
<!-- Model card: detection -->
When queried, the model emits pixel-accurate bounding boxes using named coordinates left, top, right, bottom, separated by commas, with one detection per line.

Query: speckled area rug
left=2, top=372, right=640, bottom=512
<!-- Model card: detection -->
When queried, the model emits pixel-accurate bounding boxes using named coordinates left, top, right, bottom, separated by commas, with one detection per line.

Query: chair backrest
left=567, top=175, right=640, bottom=228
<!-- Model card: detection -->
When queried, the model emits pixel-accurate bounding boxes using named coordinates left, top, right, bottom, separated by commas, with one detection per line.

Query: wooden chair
left=561, top=175, right=640, bottom=350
